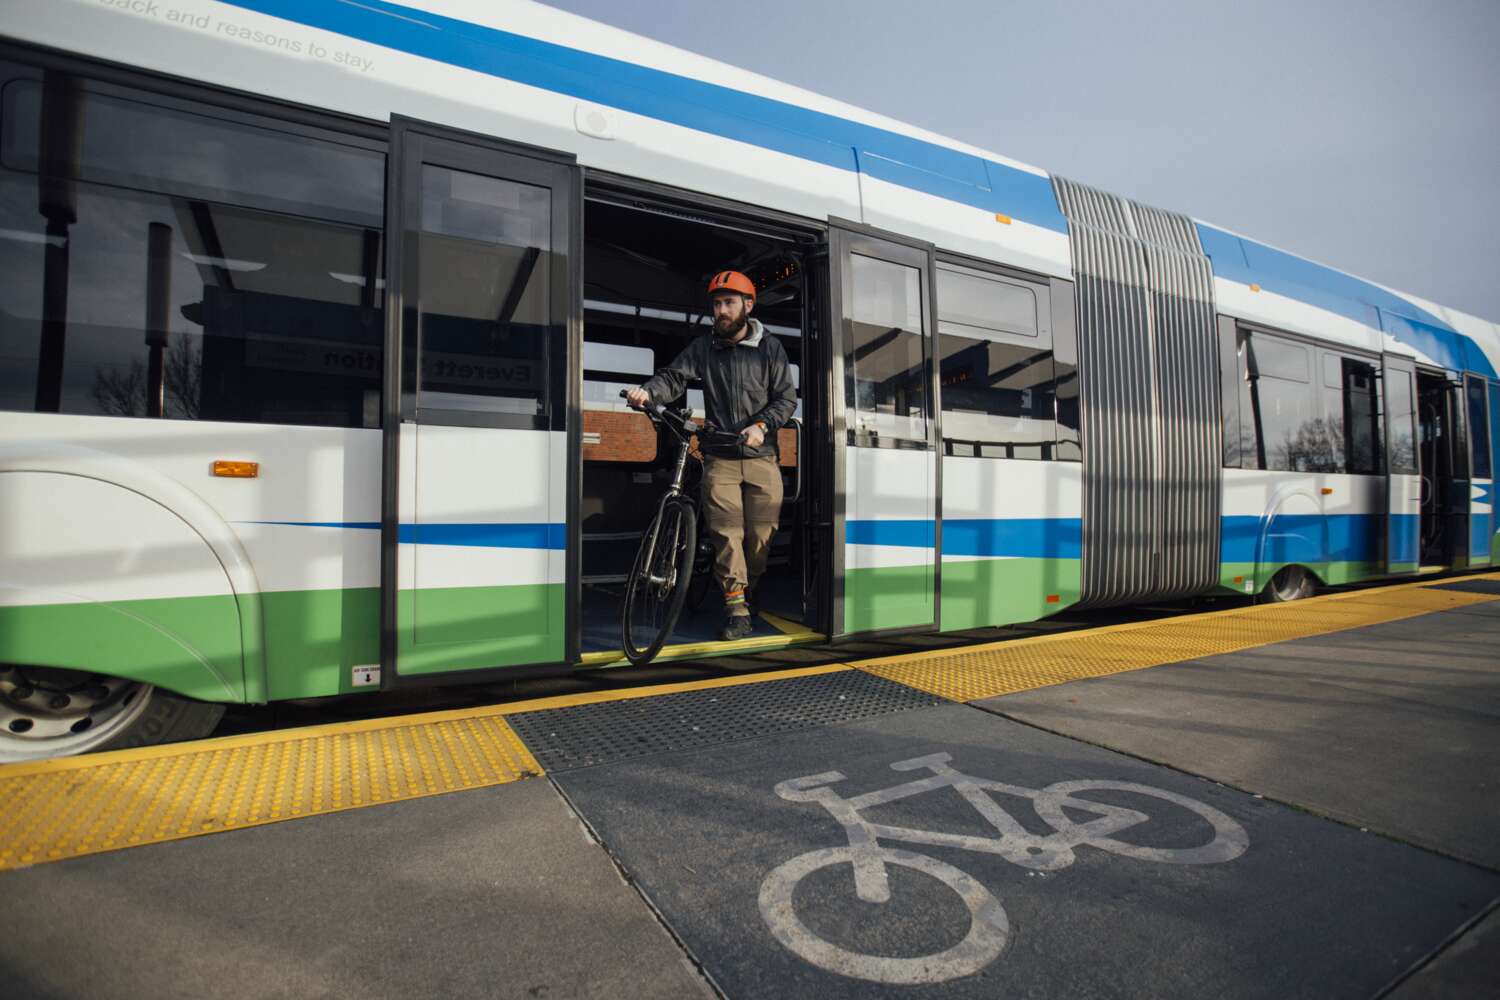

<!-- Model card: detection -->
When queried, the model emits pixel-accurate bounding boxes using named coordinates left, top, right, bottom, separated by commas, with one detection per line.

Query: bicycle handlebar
left=621, top=388, right=695, bottom=433
left=620, top=389, right=744, bottom=448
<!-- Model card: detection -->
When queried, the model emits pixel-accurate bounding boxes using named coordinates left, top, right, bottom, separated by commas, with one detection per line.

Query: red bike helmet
left=707, top=270, right=756, bottom=300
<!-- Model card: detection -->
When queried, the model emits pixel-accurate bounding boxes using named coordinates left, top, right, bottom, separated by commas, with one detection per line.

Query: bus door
left=1463, top=374, right=1492, bottom=568
left=1381, top=354, right=1420, bottom=575
left=381, top=119, right=580, bottom=684
left=828, top=224, right=939, bottom=637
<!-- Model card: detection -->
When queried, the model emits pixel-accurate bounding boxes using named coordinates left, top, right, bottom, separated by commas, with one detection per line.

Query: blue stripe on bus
left=217, top=0, right=1069, bottom=233
left=1219, top=513, right=1418, bottom=565
left=1390, top=515, right=1420, bottom=566
left=846, top=519, right=936, bottom=548
left=213, top=4, right=1500, bottom=379
left=223, top=2, right=1497, bottom=378
left=1472, top=514, right=1492, bottom=560
left=250, top=521, right=566, bottom=549
left=941, top=518, right=1082, bottom=559
left=1197, top=225, right=1495, bottom=378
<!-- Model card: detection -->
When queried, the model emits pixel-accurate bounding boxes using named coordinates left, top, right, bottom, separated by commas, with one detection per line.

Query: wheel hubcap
left=0, top=666, right=152, bottom=762
left=1270, top=567, right=1307, bottom=602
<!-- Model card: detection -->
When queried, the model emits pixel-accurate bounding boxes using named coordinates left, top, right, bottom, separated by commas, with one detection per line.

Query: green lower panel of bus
left=938, top=558, right=1083, bottom=632
left=261, top=587, right=380, bottom=700
left=0, top=582, right=566, bottom=704
left=844, top=565, right=935, bottom=634
left=0, top=593, right=247, bottom=703
left=398, top=583, right=566, bottom=677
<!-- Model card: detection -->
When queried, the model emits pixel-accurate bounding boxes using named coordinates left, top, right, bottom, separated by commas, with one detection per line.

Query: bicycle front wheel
left=622, top=497, right=697, bottom=664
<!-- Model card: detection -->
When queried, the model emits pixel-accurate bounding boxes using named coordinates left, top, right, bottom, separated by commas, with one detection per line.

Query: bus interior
left=578, top=190, right=825, bottom=658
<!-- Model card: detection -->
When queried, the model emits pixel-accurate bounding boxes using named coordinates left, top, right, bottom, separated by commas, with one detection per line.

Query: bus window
left=936, top=263, right=1057, bottom=459
left=1235, top=329, right=1260, bottom=468
left=1052, top=278, right=1080, bottom=462
left=1469, top=378, right=1492, bottom=480
left=0, top=66, right=385, bottom=426
left=414, top=164, right=550, bottom=419
left=1386, top=367, right=1418, bottom=475
left=1244, top=333, right=1332, bottom=472
left=849, top=253, right=927, bottom=443
left=1342, top=358, right=1382, bottom=475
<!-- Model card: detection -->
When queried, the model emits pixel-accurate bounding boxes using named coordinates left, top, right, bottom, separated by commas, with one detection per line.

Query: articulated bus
left=2, top=0, right=1497, bottom=761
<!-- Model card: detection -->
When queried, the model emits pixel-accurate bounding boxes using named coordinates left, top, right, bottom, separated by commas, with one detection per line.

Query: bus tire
left=0, top=667, right=226, bottom=763
left=1262, top=565, right=1316, bottom=604
left=95, top=687, right=226, bottom=755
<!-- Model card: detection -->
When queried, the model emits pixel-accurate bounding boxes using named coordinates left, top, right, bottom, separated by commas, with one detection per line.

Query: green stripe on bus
left=0, top=593, right=245, bottom=702
left=938, top=558, right=1083, bottom=631
left=844, top=565, right=934, bottom=634
left=0, top=583, right=567, bottom=702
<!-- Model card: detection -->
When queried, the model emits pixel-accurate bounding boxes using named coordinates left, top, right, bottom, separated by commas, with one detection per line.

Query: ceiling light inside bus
left=181, top=252, right=266, bottom=271
left=329, top=272, right=386, bottom=288
left=0, top=227, right=66, bottom=247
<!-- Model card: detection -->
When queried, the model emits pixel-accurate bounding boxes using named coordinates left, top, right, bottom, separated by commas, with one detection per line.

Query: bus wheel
left=0, top=666, right=225, bottom=763
left=1263, top=566, right=1316, bottom=604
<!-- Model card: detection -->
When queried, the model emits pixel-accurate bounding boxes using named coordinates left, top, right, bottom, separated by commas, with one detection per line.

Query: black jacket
left=640, top=319, right=798, bottom=459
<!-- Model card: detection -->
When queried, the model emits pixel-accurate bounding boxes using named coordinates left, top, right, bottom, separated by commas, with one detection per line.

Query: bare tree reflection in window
left=91, top=338, right=202, bottom=418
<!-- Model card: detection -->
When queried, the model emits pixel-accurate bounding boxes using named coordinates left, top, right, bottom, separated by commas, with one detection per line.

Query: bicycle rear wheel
left=622, top=497, right=697, bottom=664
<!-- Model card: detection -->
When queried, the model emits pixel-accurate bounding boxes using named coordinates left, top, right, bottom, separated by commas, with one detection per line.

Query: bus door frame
left=573, top=172, right=833, bottom=643
left=824, top=219, right=943, bottom=640
left=380, top=116, right=583, bottom=689
left=1462, top=373, right=1493, bottom=567
left=1437, top=368, right=1472, bottom=570
left=1381, top=353, right=1421, bottom=576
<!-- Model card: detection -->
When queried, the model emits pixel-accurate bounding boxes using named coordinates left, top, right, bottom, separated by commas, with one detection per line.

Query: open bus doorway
left=576, top=190, right=827, bottom=663
left=1416, top=369, right=1467, bottom=568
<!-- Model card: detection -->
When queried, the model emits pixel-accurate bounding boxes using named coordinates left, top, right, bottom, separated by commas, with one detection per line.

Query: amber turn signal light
left=213, top=461, right=259, bottom=478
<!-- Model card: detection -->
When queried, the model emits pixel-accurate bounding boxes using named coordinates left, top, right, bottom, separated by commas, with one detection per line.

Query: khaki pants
left=701, top=455, right=783, bottom=613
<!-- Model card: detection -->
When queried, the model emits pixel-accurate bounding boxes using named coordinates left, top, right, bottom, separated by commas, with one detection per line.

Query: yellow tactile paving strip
left=852, top=575, right=1500, bottom=702
left=0, top=710, right=540, bottom=870
left=1, top=576, right=1494, bottom=871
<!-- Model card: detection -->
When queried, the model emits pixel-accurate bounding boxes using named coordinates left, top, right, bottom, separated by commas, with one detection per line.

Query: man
left=628, top=270, right=797, bottom=641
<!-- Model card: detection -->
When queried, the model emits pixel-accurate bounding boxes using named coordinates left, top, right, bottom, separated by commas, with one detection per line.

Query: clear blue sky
left=542, top=0, right=1500, bottom=321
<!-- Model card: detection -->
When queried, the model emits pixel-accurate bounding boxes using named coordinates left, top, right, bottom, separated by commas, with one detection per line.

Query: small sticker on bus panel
left=1244, top=580, right=1255, bottom=593
left=352, top=664, right=380, bottom=687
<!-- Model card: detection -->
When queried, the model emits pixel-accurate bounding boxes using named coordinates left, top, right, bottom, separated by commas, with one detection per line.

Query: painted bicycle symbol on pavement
left=758, top=752, right=1249, bottom=985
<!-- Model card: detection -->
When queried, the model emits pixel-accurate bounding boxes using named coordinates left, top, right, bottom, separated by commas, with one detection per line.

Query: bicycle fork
left=775, top=770, right=896, bottom=904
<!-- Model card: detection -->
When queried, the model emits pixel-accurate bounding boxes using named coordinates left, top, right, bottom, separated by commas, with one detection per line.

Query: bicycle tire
left=759, top=845, right=1009, bottom=985
left=1030, top=780, right=1249, bottom=865
left=621, top=497, right=697, bottom=665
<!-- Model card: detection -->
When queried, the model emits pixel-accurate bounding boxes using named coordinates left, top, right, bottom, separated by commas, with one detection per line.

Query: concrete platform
left=3, top=576, right=1498, bottom=999
left=986, top=606, right=1500, bottom=870
left=0, top=780, right=710, bottom=1000
left=557, top=702, right=1496, bottom=998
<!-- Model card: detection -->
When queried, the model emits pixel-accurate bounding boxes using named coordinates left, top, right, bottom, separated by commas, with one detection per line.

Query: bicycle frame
left=774, top=752, right=1248, bottom=901
left=641, top=449, right=692, bottom=589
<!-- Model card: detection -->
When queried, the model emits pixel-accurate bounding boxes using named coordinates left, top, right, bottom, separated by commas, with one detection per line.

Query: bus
left=2, top=0, right=1497, bottom=762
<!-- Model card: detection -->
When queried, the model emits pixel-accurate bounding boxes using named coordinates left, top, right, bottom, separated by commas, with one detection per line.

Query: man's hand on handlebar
left=625, top=387, right=651, bottom=408
left=740, top=422, right=767, bottom=449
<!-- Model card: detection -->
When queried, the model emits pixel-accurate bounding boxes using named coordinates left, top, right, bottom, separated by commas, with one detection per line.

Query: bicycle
left=758, top=752, right=1249, bottom=985
left=619, top=390, right=742, bottom=665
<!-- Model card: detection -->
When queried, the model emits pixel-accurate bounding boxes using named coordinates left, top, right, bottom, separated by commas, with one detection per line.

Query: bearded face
left=711, top=293, right=751, bottom=340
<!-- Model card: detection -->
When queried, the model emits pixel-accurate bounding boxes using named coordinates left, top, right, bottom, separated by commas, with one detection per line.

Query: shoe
left=719, top=614, right=754, bottom=641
